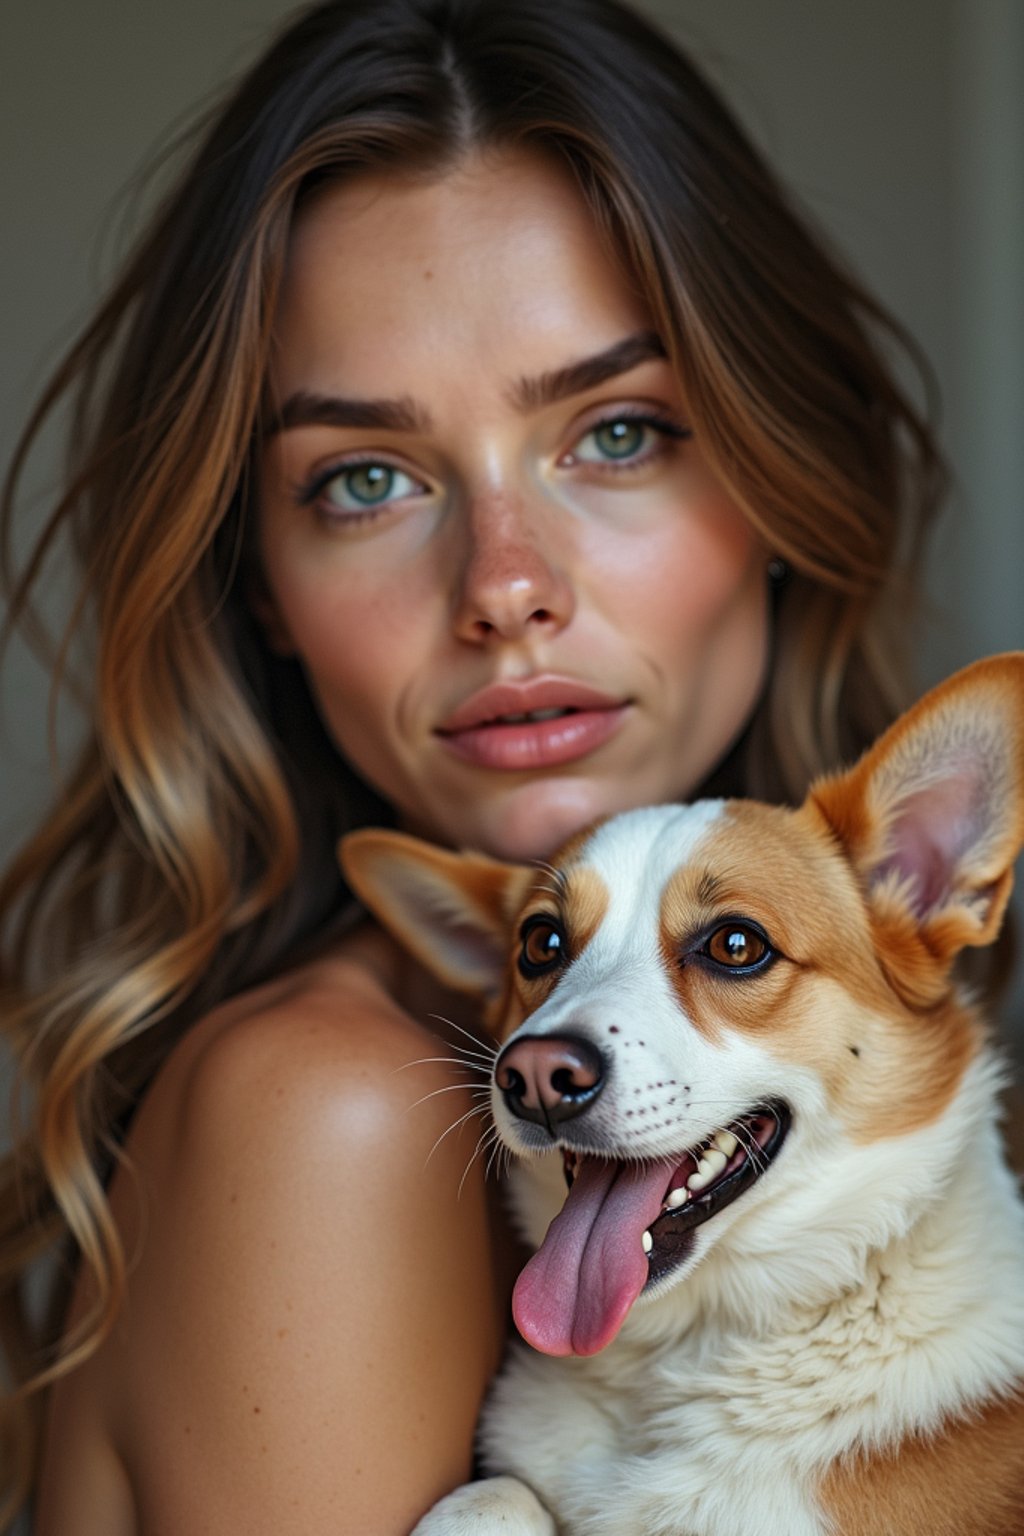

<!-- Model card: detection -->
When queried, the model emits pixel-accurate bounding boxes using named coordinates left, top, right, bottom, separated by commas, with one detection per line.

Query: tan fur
left=813, top=658, right=1024, bottom=869
left=340, top=829, right=535, bottom=995
left=818, top=1391, right=1024, bottom=1535
left=561, top=866, right=610, bottom=959
left=811, top=657, right=1024, bottom=986
left=546, top=825, right=602, bottom=870
left=487, top=962, right=531, bottom=1043
left=656, top=803, right=981, bottom=1143
left=492, top=867, right=610, bottom=1042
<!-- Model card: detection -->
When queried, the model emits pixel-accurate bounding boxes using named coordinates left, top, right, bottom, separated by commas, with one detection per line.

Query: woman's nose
left=451, top=491, right=575, bottom=645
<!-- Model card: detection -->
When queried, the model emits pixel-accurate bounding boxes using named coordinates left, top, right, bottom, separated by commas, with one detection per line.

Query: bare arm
left=104, top=980, right=503, bottom=1535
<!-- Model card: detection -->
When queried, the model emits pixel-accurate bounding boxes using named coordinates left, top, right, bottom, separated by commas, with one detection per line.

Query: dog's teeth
left=642, top=1230, right=653, bottom=1255
left=688, top=1148, right=727, bottom=1192
left=666, top=1187, right=689, bottom=1209
left=713, top=1129, right=738, bottom=1157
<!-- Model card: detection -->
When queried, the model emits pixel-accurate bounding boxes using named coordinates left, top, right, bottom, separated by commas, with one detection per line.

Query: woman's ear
left=808, top=653, right=1024, bottom=986
left=339, top=828, right=534, bottom=996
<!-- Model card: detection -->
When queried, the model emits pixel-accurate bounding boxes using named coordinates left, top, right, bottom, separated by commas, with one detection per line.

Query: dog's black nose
left=495, top=1033, right=605, bottom=1132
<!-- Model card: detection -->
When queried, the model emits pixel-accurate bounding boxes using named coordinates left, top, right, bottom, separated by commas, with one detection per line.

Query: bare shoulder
left=98, top=940, right=502, bottom=1535
left=179, top=942, right=461, bottom=1136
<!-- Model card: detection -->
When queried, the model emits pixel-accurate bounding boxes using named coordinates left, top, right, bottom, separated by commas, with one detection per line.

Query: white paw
left=410, top=1475, right=557, bottom=1535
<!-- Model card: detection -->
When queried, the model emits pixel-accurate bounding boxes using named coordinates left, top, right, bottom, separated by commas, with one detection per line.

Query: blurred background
left=2, top=0, right=1022, bottom=1041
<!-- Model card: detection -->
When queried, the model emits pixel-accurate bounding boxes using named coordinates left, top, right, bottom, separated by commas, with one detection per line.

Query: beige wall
left=1, top=0, right=1021, bottom=1025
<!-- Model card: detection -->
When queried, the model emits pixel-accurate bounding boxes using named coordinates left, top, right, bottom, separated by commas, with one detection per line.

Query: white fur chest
left=482, top=1324, right=831, bottom=1536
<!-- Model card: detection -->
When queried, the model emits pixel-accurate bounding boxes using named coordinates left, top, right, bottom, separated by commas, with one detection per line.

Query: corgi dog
left=341, top=654, right=1024, bottom=1536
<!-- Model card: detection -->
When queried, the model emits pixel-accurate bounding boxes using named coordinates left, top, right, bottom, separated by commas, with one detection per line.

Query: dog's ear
left=809, top=653, right=1024, bottom=996
left=339, top=829, right=533, bottom=995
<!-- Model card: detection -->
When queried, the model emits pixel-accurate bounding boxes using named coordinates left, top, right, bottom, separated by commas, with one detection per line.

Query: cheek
left=255, top=553, right=424, bottom=800
left=284, top=582, right=398, bottom=701
left=586, top=480, right=764, bottom=642
left=658, top=494, right=762, bottom=628
left=259, top=516, right=431, bottom=707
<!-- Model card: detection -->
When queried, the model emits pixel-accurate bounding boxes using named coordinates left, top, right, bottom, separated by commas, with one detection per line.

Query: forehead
left=272, top=148, right=653, bottom=398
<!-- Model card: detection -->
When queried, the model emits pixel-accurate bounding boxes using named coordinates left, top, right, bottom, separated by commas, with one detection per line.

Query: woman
left=0, top=1, right=946, bottom=1530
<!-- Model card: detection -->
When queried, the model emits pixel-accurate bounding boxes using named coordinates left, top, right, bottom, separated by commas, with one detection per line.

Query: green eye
left=591, top=419, right=646, bottom=460
left=344, top=464, right=394, bottom=504
left=322, top=462, right=421, bottom=510
left=302, top=459, right=426, bottom=521
left=568, top=412, right=690, bottom=470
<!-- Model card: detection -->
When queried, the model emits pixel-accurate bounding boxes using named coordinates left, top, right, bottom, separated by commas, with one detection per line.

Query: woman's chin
left=452, top=779, right=624, bottom=865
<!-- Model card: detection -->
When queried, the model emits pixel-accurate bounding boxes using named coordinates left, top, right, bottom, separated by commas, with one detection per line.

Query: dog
left=340, top=653, right=1024, bottom=1536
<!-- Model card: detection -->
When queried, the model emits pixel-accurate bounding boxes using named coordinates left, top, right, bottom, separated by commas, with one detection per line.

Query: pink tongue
left=513, top=1155, right=676, bottom=1357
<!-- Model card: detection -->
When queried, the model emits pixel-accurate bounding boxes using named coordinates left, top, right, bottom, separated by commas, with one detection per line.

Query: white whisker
left=458, top=1122, right=499, bottom=1199
left=484, top=1131, right=506, bottom=1184
left=410, top=1081, right=490, bottom=1110
left=531, top=859, right=567, bottom=894
left=397, top=1054, right=492, bottom=1077
left=732, top=1122, right=770, bottom=1175
left=423, top=1102, right=488, bottom=1168
left=427, top=1014, right=498, bottom=1061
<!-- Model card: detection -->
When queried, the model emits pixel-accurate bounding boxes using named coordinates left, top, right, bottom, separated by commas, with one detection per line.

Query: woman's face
left=258, top=150, right=769, bottom=863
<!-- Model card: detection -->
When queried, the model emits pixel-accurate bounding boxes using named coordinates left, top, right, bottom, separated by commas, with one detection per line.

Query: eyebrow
left=266, top=329, right=668, bottom=440
left=265, top=393, right=430, bottom=437
left=508, top=330, right=668, bottom=412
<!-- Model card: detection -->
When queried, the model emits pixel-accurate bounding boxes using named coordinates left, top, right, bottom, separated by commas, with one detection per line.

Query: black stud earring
left=767, top=557, right=788, bottom=585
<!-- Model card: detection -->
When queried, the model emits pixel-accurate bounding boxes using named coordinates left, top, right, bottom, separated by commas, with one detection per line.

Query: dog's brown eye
left=705, top=922, right=771, bottom=971
left=518, top=915, right=566, bottom=978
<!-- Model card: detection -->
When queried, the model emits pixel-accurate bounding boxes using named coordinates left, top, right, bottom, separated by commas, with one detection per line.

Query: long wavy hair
left=0, top=0, right=945, bottom=1520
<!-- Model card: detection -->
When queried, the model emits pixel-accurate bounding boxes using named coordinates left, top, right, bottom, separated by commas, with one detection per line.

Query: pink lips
left=437, top=677, right=629, bottom=771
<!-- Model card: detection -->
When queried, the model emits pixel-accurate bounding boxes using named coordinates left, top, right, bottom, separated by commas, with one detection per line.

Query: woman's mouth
left=437, top=678, right=630, bottom=770
left=438, top=706, right=628, bottom=769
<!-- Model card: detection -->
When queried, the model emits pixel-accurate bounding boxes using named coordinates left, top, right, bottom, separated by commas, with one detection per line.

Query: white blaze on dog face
left=492, top=761, right=1003, bottom=1171
left=492, top=803, right=808, bottom=1157
left=496, top=804, right=823, bottom=1355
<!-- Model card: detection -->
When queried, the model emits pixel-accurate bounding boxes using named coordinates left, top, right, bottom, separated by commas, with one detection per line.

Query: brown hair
left=0, top=0, right=944, bottom=1519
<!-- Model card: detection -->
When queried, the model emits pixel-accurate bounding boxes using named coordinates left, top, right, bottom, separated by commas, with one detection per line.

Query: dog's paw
left=410, top=1475, right=557, bottom=1535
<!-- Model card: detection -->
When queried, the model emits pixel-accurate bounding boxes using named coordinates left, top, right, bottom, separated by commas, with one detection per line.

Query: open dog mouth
left=574, top=1102, right=790, bottom=1288
left=513, top=1102, right=791, bottom=1358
